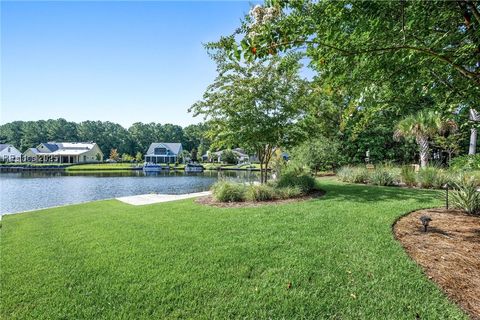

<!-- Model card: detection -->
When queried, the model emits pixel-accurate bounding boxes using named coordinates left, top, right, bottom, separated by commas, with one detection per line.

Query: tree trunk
left=418, top=136, right=429, bottom=168
left=469, top=127, right=477, bottom=155
left=259, top=161, right=264, bottom=184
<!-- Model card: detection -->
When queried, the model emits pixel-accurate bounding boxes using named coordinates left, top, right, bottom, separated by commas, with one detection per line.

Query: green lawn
left=66, top=163, right=140, bottom=171
left=203, top=163, right=263, bottom=170
left=0, top=181, right=467, bottom=319
left=66, top=163, right=187, bottom=171
left=0, top=162, right=70, bottom=167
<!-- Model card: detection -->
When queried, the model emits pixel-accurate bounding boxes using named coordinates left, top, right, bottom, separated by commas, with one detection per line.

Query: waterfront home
left=23, top=142, right=103, bottom=163
left=0, top=144, right=22, bottom=162
left=202, top=148, right=253, bottom=164
left=144, top=143, right=183, bottom=164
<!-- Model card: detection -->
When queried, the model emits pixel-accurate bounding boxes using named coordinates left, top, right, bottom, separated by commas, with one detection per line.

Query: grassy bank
left=203, top=163, right=263, bottom=170
left=0, top=181, right=467, bottom=319
left=66, top=163, right=140, bottom=171
left=0, top=162, right=70, bottom=167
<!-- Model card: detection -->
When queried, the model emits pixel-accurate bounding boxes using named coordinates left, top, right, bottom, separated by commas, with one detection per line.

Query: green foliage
left=212, top=180, right=307, bottom=203
left=450, top=176, right=480, bottom=215
left=337, top=166, right=370, bottom=184
left=220, top=149, right=238, bottom=165
left=291, top=135, right=342, bottom=173
left=135, top=151, right=143, bottom=162
left=211, top=181, right=246, bottom=202
left=369, top=167, right=398, bottom=186
left=213, top=1, right=478, bottom=166
left=179, top=150, right=191, bottom=163
left=190, top=53, right=311, bottom=183
left=274, top=186, right=303, bottom=200
left=394, top=111, right=457, bottom=167
left=450, top=154, right=480, bottom=170
left=245, top=184, right=276, bottom=202
left=270, top=148, right=287, bottom=178
left=121, top=153, right=134, bottom=162
left=276, top=169, right=316, bottom=193
left=416, top=167, right=450, bottom=189
left=219, top=1, right=480, bottom=113
left=400, top=166, right=417, bottom=187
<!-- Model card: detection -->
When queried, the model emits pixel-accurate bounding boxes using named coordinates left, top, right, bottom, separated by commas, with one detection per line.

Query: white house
left=23, top=142, right=103, bottom=164
left=0, top=144, right=22, bottom=162
left=144, top=143, right=183, bottom=164
left=202, top=148, right=253, bottom=164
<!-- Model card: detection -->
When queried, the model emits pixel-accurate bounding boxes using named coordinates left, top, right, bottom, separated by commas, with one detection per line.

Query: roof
left=25, top=142, right=100, bottom=156
left=202, top=149, right=250, bottom=158
left=0, top=144, right=10, bottom=152
left=27, top=148, right=42, bottom=155
left=146, top=143, right=183, bottom=155
left=41, top=143, right=59, bottom=152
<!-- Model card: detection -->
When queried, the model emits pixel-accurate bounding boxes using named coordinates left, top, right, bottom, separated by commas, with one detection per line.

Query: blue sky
left=1, top=1, right=258, bottom=128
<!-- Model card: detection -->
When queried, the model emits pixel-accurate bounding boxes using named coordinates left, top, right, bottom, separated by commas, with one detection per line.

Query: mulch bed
left=394, top=208, right=480, bottom=319
left=196, top=190, right=325, bottom=208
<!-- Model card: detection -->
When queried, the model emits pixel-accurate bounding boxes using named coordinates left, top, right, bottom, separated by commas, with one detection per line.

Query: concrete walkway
left=116, top=191, right=211, bottom=206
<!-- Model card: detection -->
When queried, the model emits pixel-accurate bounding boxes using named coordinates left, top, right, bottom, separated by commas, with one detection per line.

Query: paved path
left=116, top=191, right=211, bottom=206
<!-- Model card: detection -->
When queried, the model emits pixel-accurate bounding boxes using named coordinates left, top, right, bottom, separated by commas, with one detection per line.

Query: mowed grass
left=0, top=181, right=467, bottom=319
left=66, top=163, right=140, bottom=171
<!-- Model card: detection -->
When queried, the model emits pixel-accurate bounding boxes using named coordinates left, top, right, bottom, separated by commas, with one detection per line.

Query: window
left=154, top=147, right=167, bottom=155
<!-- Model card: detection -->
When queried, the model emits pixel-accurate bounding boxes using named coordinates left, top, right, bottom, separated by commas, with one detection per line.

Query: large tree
left=215, top=0, right=480, bottom=153
left=190, top=53, right=311, bottom=183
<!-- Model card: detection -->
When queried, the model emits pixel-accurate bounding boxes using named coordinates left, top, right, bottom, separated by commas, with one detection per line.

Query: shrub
left=450, top=175, right=480, bottom=215
left=211, top=181, right=246, bottom=202
left=337, top=166, right=369, bottom=184
left=277, top=170, right=316, bottom=193
left=450, top=154, right=480, bottom=170
left=275, top=186, right=303, bottom=199
left=417, top=167, right=440, bottom=189
left=220, top=149, right=238, bottom=165
left=369, top=167, right=396, bottom=186
left=245, top=184, right=276, bottom=202
left=400, top=165, right=417, bottom=187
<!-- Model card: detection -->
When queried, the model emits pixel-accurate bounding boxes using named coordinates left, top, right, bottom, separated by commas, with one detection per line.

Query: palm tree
left=394, top=111, right=456, bottom=168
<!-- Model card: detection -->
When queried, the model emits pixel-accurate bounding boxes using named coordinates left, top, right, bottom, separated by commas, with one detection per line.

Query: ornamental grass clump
left=369, top=167, right=397, bottom=186
left=211, top=181, right=246, bottom=202
left=275, top=186, right=303, bottom=200
left=400, top=165, right=417, bottom=187
left=416, top=167, right=444, bottom=189
left=277, top=169, right=316, bottom=193
left=245, top=184, right=276, bottom=202
left=450, top=175, right=480, bottom=215
left=337, top=166, right=369, bottom=184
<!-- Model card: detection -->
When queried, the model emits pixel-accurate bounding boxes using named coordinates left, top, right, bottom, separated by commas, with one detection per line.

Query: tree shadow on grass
left=321, top=182, right=442, bottom=205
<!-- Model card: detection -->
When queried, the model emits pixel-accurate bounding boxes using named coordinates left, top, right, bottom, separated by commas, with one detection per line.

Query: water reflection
left=0, top=170, right=260, bottom=214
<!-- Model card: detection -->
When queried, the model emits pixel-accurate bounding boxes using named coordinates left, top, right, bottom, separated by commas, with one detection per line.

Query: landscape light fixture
left=444, top=183, right=449, bottom=209
left=419, top=215, right=432, bottom=233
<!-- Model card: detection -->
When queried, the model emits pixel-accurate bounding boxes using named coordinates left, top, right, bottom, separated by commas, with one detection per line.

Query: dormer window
left=154, top=147, right=167, bottom=155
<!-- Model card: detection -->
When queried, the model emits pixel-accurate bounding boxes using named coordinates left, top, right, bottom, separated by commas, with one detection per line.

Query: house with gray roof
left=144, top=143, right=183, bottom=164
left=23, top=142, right=103, bottom=164
left=0, top=144, right=22, bottom=162
left=202, top=148, right=254, bottom=164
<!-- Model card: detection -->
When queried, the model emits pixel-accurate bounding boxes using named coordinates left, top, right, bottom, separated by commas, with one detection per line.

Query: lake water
left=0, top=170, right=260, bottom=215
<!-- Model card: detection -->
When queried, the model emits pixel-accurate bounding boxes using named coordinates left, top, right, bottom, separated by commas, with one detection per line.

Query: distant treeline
left=0, top=119, right=211, bottom=157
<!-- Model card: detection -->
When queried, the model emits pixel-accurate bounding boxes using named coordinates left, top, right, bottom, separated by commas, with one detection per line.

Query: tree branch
left=466, top=1, right=480, bottom=24
left=268, top=39, right=480, bottom=85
